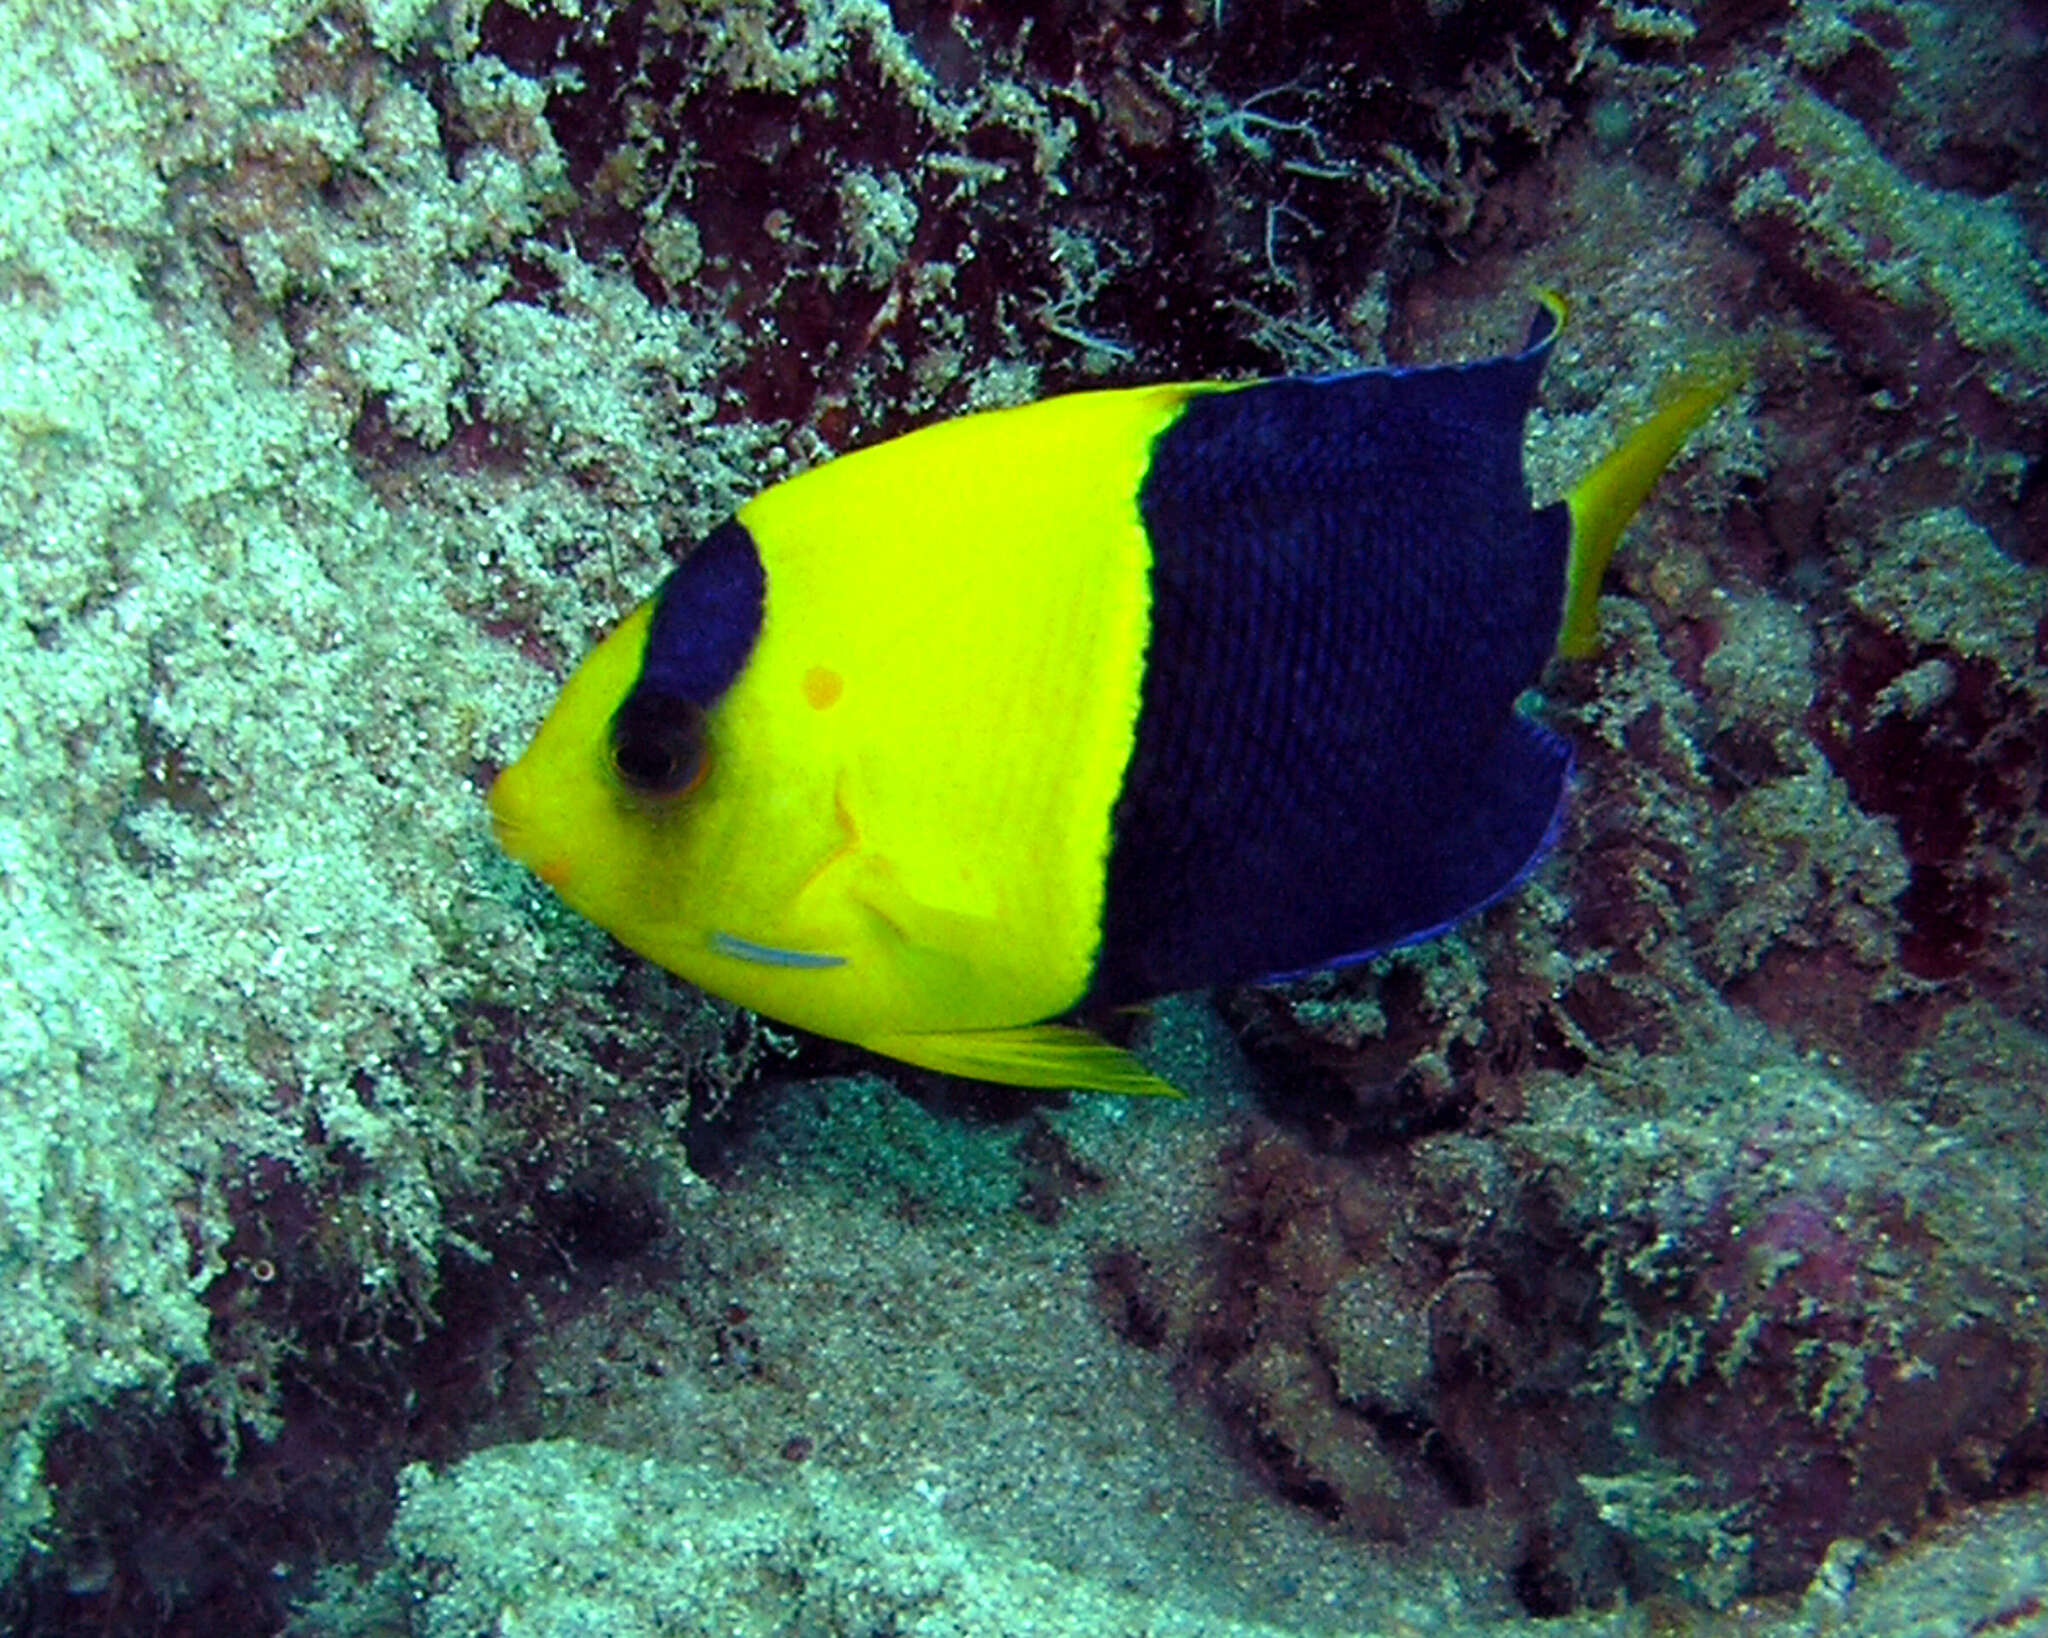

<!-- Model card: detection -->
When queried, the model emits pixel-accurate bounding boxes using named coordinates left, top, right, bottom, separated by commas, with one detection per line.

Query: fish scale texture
left=1092, top=347, right=1571, bottom=1004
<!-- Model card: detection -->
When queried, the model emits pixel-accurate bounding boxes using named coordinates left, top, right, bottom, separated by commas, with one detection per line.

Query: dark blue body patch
left=636, top=518, right=766, bottom=708
left=1087, top=334, right=1572, bottom=1006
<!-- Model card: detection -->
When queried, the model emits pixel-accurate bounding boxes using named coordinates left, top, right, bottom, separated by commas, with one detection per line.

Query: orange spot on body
left=803, top=666, right=844, bottom=709
left=536, top=856, right=574, bottom=889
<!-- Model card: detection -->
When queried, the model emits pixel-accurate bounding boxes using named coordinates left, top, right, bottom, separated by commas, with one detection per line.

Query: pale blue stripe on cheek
left=711, top=930, right=847, bottom=969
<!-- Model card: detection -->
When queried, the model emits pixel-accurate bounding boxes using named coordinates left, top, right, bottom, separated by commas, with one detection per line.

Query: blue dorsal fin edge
left=1300, top=292, right=1565, bottom=387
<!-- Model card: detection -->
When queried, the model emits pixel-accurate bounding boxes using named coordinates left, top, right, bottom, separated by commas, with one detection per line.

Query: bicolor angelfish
left=489, top=298, right=1739, bottom=1095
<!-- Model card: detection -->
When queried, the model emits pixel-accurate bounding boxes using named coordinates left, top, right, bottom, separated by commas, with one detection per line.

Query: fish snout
left=486, top=760, right=575, bottom=890
left=486, top=764, right=525, bottom=851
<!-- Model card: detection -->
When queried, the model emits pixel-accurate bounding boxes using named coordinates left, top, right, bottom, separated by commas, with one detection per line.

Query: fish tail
left=1556, top=350, right=1749, bottom=659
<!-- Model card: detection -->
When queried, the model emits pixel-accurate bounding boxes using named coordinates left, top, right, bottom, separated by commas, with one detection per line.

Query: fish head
left=488, top=600, right=710, bottom=948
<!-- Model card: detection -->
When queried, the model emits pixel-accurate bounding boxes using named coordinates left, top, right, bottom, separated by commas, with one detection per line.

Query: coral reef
left=1, top=0, right=2043, bottom=1632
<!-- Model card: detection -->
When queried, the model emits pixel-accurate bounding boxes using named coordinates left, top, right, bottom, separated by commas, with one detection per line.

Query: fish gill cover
left=0, top=0, right=2043, bottom=1635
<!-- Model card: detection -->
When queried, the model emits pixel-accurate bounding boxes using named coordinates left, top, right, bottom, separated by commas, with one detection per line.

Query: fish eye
left=609, top=692, right=708, bottom=798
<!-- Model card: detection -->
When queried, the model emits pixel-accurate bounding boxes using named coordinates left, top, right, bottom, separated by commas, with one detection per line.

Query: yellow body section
left=489, top=385, right=1197, bottom=1093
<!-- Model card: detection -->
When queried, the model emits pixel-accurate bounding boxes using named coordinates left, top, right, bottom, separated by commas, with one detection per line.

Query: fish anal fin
left=864, top=1023, right=1182, bottom=1097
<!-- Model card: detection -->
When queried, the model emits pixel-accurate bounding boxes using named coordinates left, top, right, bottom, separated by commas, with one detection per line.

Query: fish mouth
left=485, top=769, right=523, bottom=851
left=486, top=762, right=575, bottom=889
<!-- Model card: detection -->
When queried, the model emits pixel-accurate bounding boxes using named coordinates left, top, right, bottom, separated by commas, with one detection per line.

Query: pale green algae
left=304, top=1440, right=1347, bottom=1638
left=1850, top=507, right=2048, bottom=680
left=1716, top=71, right=2048, bottom=382
left=1607, top=1, right=2048, bottom=417
left=0, top=0, right=753, bottom=1585
left=300, top=1438, right=2048, bottom=1638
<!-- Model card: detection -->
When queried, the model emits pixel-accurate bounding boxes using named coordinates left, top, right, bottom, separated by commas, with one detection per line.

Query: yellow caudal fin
left=865, top=1023, right=1184, bottom=1097
left=1557, top=353, right=1749, bottom=659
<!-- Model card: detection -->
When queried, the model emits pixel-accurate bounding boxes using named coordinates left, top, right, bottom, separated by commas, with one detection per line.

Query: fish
left=488, top=296, right=1740, bottom=1096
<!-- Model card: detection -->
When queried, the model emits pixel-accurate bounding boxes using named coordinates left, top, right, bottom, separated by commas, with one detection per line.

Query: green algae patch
left=0, top=0, right=765, bottom=1591
left=1712, top=69, right=2048, bottom=394
left=1850, top=508, right=2048, bottom=681
left=300, top=1438, right=1323, bottom=1638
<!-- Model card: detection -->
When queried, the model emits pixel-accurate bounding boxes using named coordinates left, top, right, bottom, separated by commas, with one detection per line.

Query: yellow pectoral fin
left=826, top=847, right=1084, bottom=1033
left=862, top=1023, right=1184, bottom=1098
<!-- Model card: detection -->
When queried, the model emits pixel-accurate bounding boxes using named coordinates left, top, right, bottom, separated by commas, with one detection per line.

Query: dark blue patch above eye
left=636, top=519, right=766, bottom=708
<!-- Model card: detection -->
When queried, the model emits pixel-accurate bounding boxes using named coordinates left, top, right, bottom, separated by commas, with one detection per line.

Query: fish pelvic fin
left=1557, top=350, right=1749, bottom=659
left=864, top=1023, right=1183, bottom=1097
